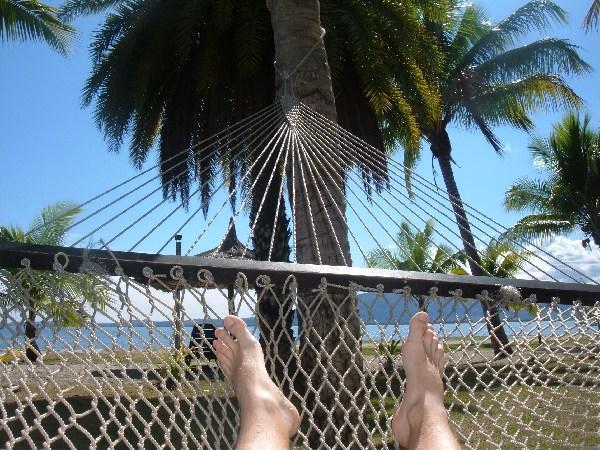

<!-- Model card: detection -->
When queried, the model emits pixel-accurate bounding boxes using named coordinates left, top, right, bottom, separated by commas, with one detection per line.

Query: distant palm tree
left=504, top=113, right=600, bottom=249
left=366, top=219, right=465, bottom=309
left=366, top=220, right=464, bottom=273
left=0, top=0, right=74, bottom=54
left=402, top=0, right=589, bottom=356
left=584, top=0, right=600, bottom=32
left=0, top=202, right=110, bottom=362
left=478, top=240, right=524, bottom=279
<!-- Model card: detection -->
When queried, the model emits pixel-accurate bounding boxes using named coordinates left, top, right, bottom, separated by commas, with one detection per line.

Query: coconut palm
left=401, top=0, right=589, bottom=355
left=0, top=202, right=110, bottom=362
left=0, top=0, right=74, bottom=54
left=478, top=240, right=524, bottom=279
left=59, top=2, right=441, bottom=444
left=366, top=219, right=465, bottom=309
left=585, top=0, right=600, bottom=32
left=504, top=113, right=600, bottom=249
left=59, top=0, right=439, bottom=209
left=366, top=220, right=464, bottom=273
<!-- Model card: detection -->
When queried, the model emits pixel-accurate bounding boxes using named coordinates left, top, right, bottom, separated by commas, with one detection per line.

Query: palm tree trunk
left=431, top=130, right=512, bottom=357
left=25, top=297, right=40, bottom=362
left=268, top=1, right=366, bottom=447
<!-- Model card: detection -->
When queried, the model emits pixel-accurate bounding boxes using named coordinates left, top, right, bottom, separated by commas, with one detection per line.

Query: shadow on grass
left=0, top=393, right=238, bottom=449
left=362, top=358, right=599, bottom=448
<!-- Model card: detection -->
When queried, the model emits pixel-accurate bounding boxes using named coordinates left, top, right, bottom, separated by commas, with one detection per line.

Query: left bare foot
left=213, top=316, right=300, bottom=440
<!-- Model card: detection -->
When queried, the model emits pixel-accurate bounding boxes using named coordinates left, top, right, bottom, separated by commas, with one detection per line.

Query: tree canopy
left=0, top=0, right=74, bottom=54
left=504, top=113, right=600, bottom=248
left=0, top=202, right=111, bottom=361
left=59, top=0, right=442, bottom=207
left=366, top=219, right=464, bottom=274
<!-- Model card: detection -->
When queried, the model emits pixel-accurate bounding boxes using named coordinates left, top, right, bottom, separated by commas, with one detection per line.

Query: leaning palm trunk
left=268, top=0, right=366, bottom=447
left=432, top=132, right=512, bottom=357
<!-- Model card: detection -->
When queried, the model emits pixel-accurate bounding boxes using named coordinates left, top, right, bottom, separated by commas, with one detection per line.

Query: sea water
left=0, top=320, right=590, bottom=351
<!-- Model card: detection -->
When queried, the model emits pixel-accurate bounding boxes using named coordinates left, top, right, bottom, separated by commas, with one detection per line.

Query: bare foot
left=392, top=312, right=446, bottom=448
left=213, top=316, right=300, bottom=442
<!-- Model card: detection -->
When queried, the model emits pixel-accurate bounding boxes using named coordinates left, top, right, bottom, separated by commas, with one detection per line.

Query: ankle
left=406, top=392, right=445, bottom=431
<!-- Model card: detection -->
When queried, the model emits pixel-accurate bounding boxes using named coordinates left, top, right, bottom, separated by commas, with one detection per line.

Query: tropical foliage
left=58, top=0, right=442, bottom=207
left=366, top=219, right=465, bottom=310
left=400, top=0, right=589, bottom=276
left=0, top=0, right=74, bottom=54
left=452, top=239, right=524, bottom=278
left=0, top=202, right=111, bottom=362
left=366, top=219, right=464, bottom=274
left=504, top=113, right=600, bottom=248
left=585, top=0, right=600, bottom=32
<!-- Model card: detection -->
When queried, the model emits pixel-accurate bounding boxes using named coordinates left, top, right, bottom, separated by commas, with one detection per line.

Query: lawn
left=1, top=337, right=598, bottom=449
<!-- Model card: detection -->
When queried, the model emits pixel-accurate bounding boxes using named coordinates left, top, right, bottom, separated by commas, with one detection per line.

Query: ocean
left=0, top=319, right=589, bottom=351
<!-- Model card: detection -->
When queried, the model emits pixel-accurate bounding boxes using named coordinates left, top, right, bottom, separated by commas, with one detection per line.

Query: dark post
left=174, top=234, right=183, bottom=351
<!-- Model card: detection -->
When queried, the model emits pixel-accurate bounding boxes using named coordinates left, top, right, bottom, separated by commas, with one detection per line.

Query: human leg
left=391, top=312, right=460, bottom=450
left=213, top=315, right=300, bottom=450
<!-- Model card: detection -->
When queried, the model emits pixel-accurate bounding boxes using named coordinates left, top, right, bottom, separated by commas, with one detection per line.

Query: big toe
left=224, top=315, right=255, bottom=347
left=407, top=311, right=429, bottom=340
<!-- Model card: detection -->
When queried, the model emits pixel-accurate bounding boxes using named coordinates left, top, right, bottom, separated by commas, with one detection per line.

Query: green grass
left=2, top=337, right=598, bottom=449
left=364, top=354, right=599, bottom=449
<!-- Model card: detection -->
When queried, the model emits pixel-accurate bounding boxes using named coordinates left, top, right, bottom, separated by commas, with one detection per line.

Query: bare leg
left=391, top=312, right=460, bottom=450
left=213, top=316, right=300, bottom=450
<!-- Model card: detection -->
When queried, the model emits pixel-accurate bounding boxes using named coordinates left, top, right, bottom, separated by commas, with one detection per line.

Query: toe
left=423, top=329, right=434, bottom=358
left=435, top=344, right=446, bottom=374
left=214, top=340, right=233, bottom=377
left=430, top=334, right=439, bottom=360
left=216, top=327, right=238, bottom=351
left=224, top=315, right=255, bottom=347
left=213, top=339, right=233, bottom=361
left=407, top=312, right=429, bottom=340
left=216, top=351, right=233, bottom=379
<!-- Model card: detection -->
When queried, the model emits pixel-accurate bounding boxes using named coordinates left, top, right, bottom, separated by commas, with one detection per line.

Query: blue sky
left=1, top=0, right=599, bottom=280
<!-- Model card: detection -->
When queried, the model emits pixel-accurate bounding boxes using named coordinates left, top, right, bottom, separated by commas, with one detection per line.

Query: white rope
left=26, top=103, right=280, bottom=242
left=186, top=119, right=289, bottom=255
left=1, top=257, right=598, bottom=449
left=296, top=104, right=597, bottom=283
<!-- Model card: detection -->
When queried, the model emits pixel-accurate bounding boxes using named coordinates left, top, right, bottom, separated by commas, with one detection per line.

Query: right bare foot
left=391, top=311, right=446, bottom=448
left=213, top=316, right=300, bottom=441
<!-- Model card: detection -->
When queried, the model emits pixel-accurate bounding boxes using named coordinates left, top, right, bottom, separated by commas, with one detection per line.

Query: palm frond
left=504, top=178, right=552, bottom=211
left=584, top=0, right=600, bottom=32
left=476, top=38, right=591, bottom=85
left=59, top=0, right=124, bottom=20
left=27, top=202, right=81, bottom=245
left=503, top=213, right=575, bottom=244
left=464, top=75, right=582, bottom=132
left=460, top=0, right=567, bottom=67
left=0, top=0, right=75, bottom=54
left=0, top=226, right=26, bottom=243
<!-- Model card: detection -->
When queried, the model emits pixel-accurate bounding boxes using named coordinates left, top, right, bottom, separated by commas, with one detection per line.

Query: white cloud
left=532, top=156, right=547, bottom=170
left=97, top=277, right=256, bottom=323
left=502, top=143, right=516, bottom=153
left=517, top=236, right=600, bottom=283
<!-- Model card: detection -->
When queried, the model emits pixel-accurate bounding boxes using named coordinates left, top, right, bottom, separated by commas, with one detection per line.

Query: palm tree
left=477, top=240, right=524, bottom=279
left=58, top=0, right=439, bottom=209
left=366, top=219, right=464, bottom=309
left=0, top=0, right=74, bottom=54
left=585, top=0, right=600, bottom=32
left=59, top=2, right=440, bottom=445
left=504, top=113, right=600, bottom=249
left=403, top=0, right=590, bottom=356
left=0, top=202, right=110, bottom=362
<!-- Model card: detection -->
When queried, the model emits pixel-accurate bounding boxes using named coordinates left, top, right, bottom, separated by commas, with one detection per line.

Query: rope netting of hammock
left=0, top=98, right=599, bottom=449
left=0, top=251, right=598, bottom=449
